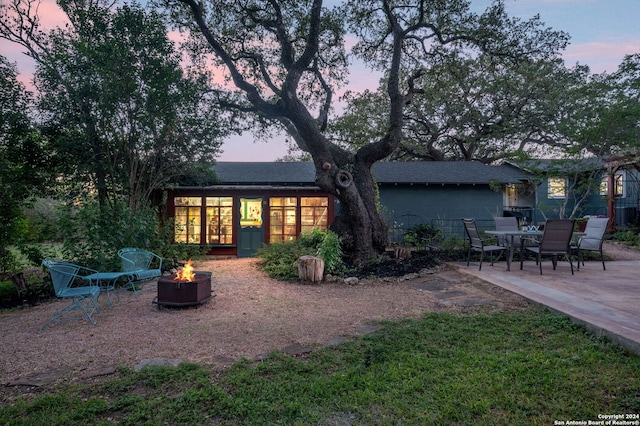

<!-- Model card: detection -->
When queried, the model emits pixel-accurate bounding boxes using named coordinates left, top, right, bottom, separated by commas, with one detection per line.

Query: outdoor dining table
left=484, top=229, right=586, bottom=271
left=485, top=229, right=542, bottom=271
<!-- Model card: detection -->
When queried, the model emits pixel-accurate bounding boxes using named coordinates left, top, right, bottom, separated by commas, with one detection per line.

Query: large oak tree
left=164, top=0, right=568, bottom=264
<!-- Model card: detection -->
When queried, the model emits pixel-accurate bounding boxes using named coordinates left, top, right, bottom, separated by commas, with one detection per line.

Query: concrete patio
left=455, top=253, right=640, bottom=356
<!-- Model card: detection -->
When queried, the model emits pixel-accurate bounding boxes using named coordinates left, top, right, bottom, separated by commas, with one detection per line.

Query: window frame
left=600, top=171, right=626, bottom=198
left=206, top=197, right=234, bottom=245
left=547, top=177, right=567, bottom=199
left=174, top=197, right=203, bottom=244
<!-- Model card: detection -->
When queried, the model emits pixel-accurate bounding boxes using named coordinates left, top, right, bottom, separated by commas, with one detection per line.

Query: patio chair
left=462, top=218, right=505, bottom=271
left=520, top=219, right=575, bottom=275
left=41, top=260, right=101, bottom=330
left=117, top=247, right=163, bottom=297
left=574, top=217, right=609, bottom=270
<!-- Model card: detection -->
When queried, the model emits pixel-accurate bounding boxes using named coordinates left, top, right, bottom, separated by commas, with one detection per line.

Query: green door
left=238, top=197, right=265, bottom=257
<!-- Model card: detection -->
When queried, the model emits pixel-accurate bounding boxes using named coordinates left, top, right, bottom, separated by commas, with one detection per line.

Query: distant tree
left=568, top=53, right=640, bottom=157
left=332, top=57, right=580, bottom=163
left=0, top=55, right=50, bottom=271
left=0, top=0, right=231, bottom=210
left=162, top=0, right=568, bottom=265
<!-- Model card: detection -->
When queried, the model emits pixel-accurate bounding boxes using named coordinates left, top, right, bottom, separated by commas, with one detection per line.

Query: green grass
left=2, top=307, right=639, bottom=425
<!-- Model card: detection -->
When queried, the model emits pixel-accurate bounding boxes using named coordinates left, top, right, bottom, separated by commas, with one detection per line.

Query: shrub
left=257, top=229, right=344, bottom=280
left=316, top=230, right=344, bottom=274
left=56, top=199, right=203, bottom=271
left=256, top=240, right=309, bottom=281
left=403, top=223, right=443, bottom=248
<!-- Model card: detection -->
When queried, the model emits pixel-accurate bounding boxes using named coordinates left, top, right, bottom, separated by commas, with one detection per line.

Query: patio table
left=485, top=230, right=541, bottom=271
left=485, top=229, right=584, bottom=271
left=86, top=271, right=133, bottom=305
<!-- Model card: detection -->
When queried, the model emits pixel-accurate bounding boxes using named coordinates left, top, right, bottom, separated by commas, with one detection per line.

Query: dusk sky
left=2, top=0, right=639, bottom=161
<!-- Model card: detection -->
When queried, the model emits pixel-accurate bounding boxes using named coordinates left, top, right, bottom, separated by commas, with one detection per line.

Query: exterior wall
left=163, top=188, right=335, bottom=257
left=377, top=183, right=505, bottom=238
left=535, top=174, right=610, bottom=222
left=533, top=167, right=640, bottom=227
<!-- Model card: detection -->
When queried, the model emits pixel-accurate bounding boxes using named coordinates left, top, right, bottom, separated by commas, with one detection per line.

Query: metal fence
left=388, top=217, right=496, bottom=247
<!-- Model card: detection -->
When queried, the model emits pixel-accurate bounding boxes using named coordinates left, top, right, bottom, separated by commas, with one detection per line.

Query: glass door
left=238, top=197, right=264, bottom=257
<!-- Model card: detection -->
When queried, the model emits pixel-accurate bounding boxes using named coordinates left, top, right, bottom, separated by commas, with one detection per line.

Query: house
left=510, top=157, right=640, bottom=227
left=161, top=161, right=533, bottom=257
left=372, top=161, right=535, bottom=241
left=163, top=162, right=334, bottom=257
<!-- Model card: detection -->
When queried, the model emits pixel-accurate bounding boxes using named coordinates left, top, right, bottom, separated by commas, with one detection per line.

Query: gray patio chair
left=462, top=218, right=505, bottom=271
left=118, top=247, right=163, bottom=297
left=574, top=217, right=609, bottom=270
left=41, top=260, right=101, bottom=330
left=520, top=219, right=575, bottom=275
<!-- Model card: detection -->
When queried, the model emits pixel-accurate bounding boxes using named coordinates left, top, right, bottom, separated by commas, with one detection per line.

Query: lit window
left=206, top=197, right=233, bottom=244
left=600, top=171, right=626, bottom=198
left=174, top=197, right=202, bottom=244
left=301, top=197, right=328, bottom=234
left=548, top=178, right=566, bottom=199
left=269, top=197, right=297, bottom=243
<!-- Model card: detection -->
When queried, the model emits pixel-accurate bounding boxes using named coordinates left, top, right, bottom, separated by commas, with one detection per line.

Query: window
left=600, top=171, right=626, bottom=198
left=174, top=197, right=202, bottom=244
left=301, top=197, right=328, bottom=234
left=547, top=178, right=566, bottom=199
left=206, top=197, right=233, bottom=244
left=240, top=198, right=263, bottom=228
left=270, top=197, right=297, bottom=243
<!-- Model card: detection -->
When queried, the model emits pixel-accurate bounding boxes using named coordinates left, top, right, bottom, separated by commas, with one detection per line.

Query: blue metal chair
left=117, top=248, right=163, bottom=297
left=41, top=260, right=102, bottom=330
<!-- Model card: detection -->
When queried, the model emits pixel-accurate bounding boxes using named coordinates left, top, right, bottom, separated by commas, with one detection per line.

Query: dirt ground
left=0, top=241, right=638, bottom=399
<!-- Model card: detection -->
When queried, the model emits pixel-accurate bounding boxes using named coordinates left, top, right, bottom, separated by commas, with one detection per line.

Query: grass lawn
left=2, top=307, right=639, bottom=425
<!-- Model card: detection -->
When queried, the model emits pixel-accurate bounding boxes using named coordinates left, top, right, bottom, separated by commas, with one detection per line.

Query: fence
left=388, top=217, right=496, bottom=248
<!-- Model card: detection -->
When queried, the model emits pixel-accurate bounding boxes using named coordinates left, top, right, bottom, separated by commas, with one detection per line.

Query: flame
left=175, top=259, right=195, bottom=282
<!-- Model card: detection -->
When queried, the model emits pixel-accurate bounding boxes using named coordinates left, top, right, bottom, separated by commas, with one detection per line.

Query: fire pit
left=153, top=261, right=213, bottom=308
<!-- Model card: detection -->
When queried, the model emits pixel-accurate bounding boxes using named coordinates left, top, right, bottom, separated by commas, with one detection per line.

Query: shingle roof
left=213, top=162, right=317, bottom=185
left=372, top=161, right=529, bottom=184
left=212, top=161, right=530, bottom=185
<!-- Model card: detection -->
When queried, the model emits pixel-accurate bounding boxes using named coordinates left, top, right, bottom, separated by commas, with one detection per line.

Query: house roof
left=211, top=161, right=531, bottom=186
left=505, top=158, right=604, bottom=174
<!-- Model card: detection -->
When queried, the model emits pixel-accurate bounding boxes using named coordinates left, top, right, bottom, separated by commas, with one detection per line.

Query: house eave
left=164, top=185, right=323, bottom=191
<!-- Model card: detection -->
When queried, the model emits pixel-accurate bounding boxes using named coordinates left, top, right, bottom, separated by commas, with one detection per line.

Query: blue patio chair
left=117, top=248, right=163, bottom=297
left=41, top=260, right=101, bottom=330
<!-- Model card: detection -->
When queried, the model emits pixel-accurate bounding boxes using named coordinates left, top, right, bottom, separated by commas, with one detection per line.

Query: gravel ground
left=0, top=241, right=637, bottom=399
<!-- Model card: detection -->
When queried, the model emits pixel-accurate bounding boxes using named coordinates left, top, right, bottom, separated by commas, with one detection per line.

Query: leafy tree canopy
left=0, top=55, right=51, bottom=270
left=1, top=0, right=232, bottom=210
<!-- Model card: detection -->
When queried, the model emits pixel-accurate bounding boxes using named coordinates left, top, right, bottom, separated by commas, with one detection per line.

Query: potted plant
left=575, top=217, right=588, bottom=232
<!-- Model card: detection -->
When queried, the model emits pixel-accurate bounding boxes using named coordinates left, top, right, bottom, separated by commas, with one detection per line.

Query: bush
left=257, top=229, right=344, bottom=280
left=56, top=199, right=203, bottom=271
left=316, top=229, right=344, bottom=274
left=404, top=223, right=443, bottom=248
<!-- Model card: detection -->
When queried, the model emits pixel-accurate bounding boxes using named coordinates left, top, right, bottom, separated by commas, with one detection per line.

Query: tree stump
left=394, top=247, right=412, bottom=259
left=1, top=272, right=28, bottom=297
left=297, top=256, right=325, bottom=283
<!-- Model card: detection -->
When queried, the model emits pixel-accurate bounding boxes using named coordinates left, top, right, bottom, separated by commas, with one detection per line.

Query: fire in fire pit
left=154, top=260, right=213, bottom=308
left=175, top=259, right=196, bottom=282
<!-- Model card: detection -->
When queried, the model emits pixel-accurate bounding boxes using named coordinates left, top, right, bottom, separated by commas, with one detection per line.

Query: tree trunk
left=323, top=160, right=388, bottom=266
